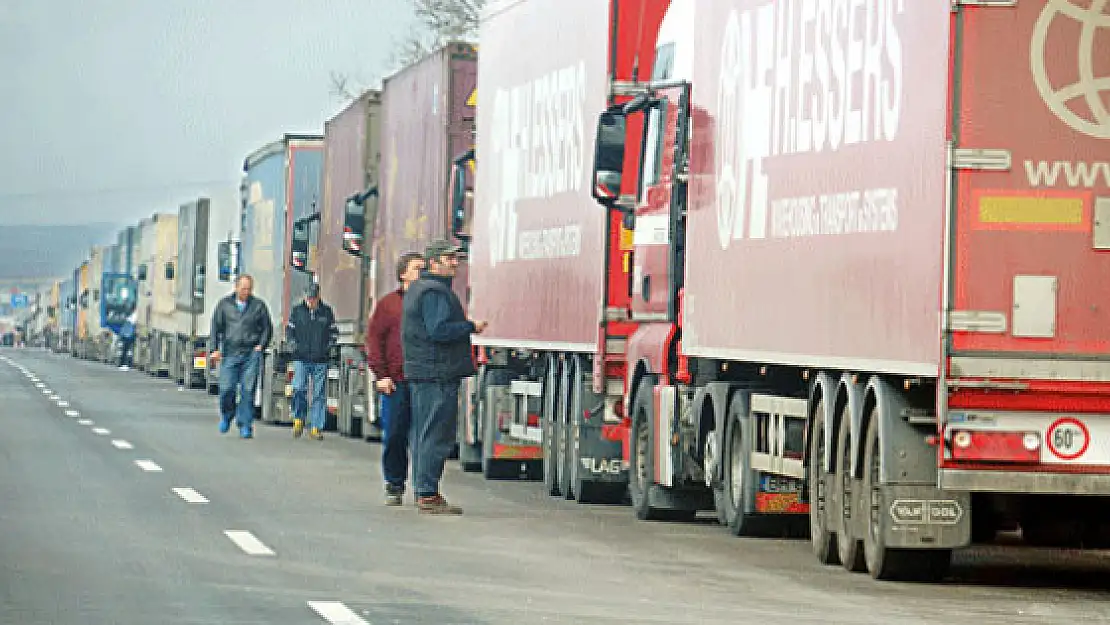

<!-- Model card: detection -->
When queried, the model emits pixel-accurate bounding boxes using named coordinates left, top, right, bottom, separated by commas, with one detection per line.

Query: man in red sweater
left=366, top=251, right=425, bottom=505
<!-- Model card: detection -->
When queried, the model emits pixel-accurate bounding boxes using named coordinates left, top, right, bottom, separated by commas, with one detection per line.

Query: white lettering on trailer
left=770, top=187, right=898, bottom=238
left=715, top=0, right=906, bottom=248
left=488, top=61, right=589, bottom=266
left=1025, top=160, right=1110, bottom=189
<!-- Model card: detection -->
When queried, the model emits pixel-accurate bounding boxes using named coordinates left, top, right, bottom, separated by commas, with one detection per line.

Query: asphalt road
left=3, top=348, right=1110, bottom=624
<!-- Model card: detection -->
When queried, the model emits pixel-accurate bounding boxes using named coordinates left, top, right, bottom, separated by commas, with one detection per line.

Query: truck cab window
left=640, top=102, right=668, bottom=200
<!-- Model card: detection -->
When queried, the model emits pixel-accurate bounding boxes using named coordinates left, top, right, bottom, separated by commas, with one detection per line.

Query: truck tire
left=459, top=370, right=484, bottom=472
left=835, top=409, right=866, bottom=571
left=556, top=363, right=574, bottom=498
left=629, top=376, right=690, bottom=521
left=542, top=359, right=561, bottom=497
left=480, top=368, right=515, bottom=479
left=808, top=397, right=839, bottom=565
left=860, top=408, right=951, bottom=581
left=719, top=392, right=769, bottom=536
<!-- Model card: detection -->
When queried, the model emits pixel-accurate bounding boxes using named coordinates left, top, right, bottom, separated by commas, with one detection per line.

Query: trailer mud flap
left=881, top=485, right=971, bottom=550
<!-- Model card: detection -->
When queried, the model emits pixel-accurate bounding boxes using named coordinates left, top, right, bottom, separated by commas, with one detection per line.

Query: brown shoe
left=417, top=494, right=463, bottom=515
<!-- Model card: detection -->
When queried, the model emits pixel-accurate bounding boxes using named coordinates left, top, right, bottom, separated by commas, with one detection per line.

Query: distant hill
left=0, top=222, right=120, bottom=281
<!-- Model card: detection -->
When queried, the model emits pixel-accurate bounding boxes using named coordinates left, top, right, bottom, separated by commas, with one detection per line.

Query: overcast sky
left=0, top=0, right=415, bottom=227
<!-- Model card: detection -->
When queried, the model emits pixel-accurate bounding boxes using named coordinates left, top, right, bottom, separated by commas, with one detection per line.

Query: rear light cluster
left=949, top=429, right=1041, bottom=463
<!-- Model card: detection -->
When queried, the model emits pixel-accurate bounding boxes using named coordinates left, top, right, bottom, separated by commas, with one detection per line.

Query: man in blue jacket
left=209, top=275, right=273, bottom=439
left=402, top=240, right=487, bottom=515
left=286, top=283, right=338, bottom=440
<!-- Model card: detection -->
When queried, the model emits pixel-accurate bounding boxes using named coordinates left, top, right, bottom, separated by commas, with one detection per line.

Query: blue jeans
left=292, top=361, right=328, bottom=431
left=410, top=381, right=460, bottom=498
left=219, top=351, right=262, bottom=430
left=380, top=381, right=412, bottom=491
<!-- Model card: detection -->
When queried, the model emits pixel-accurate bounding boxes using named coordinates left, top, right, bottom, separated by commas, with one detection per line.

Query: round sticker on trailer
left=1046, top=417, right=1090, bottom=461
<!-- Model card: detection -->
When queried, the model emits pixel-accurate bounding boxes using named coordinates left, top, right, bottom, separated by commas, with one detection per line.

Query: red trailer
left=459, top=0, right=672, bottom=499
left=582, top=0, right=1110, bottom=582
left=318, top=90, right=383, bottom=439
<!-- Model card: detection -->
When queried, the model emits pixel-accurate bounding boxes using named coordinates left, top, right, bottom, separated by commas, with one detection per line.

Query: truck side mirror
left=217, top=242, right=233, bottom=282
left=451, top=149, right=475, bottom=245
left=164, top=262, right=175, bottom=281
left=193, top=264, right=205, bottom=298
left=291, top=218, right=310, bottom=271
left=342, top=196, right=367, bottom=256
left=137, top=264, right=148, bottom=281
left=591, top=110, right=627, bottom=207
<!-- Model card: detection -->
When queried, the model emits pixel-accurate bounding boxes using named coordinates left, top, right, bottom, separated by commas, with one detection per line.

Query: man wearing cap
left=286, top=283, right=338, bottom=440
left=402, top=239, right=487, bottom=514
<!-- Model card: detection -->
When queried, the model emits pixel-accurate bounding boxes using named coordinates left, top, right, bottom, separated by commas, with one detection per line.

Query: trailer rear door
left=950, top=1, right=1110, bottom=368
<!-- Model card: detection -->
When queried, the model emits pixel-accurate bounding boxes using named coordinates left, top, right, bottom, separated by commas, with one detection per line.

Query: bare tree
left=329, top=0, right=486, bottom=103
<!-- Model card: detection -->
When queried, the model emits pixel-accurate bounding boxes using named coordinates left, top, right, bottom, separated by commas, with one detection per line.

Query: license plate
left=193, top=357, right=207, bottom=369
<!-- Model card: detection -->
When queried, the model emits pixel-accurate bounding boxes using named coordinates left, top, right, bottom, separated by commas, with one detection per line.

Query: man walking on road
left=209, top=274, right=272, bottom=439
left=366, top=251, right=424, bottom=505
left=287, top=283, right=338, bottom=441
left=403, top=239, right=487, bottom=515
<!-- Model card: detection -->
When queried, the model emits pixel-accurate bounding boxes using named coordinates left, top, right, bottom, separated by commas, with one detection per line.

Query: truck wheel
left=560, top=363, right=577, bottom=500
left=835, top=409, right=866, bottom=572
left=629, top=376, right=670, bottom=521
left=481, top=368, right=514, bottom=479
left=808, top=398, right=839, bottom=565
left=542, top=360, right=561, bottom=497
left=719, top=393, right=768, bottom=536
left=860, top=409, right=951, bottom=581
left=459, top=370, right=484, bottom=472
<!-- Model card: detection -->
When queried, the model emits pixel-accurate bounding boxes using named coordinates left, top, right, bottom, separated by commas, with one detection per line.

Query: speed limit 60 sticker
left=1046, top=417, right=1090, bottom=461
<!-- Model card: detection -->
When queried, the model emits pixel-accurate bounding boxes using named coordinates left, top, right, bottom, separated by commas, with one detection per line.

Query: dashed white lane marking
left=307, top=601, right=370, bottom=624
left=57, top=400, right=69, bottom=407
left=77, top=419, right=93, bottom=426
left=65, top=410, right=80, bottom=418
left=172, top=487, right=209, bottom=504
left=111, top=439, right=133, bottom=450
left=34, top=383, right=44, bottom=388
left=134, top=460, right=163, bottom=472
left=224, top=530, right=275, bottom=556
left=91, top=427, right=110, bottom=436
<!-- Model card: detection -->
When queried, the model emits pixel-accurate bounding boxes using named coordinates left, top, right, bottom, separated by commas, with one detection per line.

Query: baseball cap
left=425, top=239, right=463, bottom=259
left=305, top=283, right=320, bottom=298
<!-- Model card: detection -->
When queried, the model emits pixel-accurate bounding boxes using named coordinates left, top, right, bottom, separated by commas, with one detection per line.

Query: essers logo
left=714, top=0, right=906, bottom=249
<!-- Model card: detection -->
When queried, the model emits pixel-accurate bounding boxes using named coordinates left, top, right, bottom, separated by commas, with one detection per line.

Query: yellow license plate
left=193, top=357, right=207, bottom=369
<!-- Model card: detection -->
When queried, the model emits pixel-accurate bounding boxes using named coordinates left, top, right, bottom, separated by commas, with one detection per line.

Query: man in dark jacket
left=366, top=251, right=424, bottom=505
left=402, top=239, right=487, bottom=514
left=209, top=274, right=273, bottom=439
left=286, top=283, right=338, bottom=440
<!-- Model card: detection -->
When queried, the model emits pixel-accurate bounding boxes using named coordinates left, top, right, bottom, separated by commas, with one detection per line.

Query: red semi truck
left=462, top=0, right=1110, bottom=581
left=463, top=0, right=662, bottom=497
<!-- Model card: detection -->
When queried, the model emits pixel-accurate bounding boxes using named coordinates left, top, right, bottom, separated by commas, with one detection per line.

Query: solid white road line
left=172, top=487, right=209, bottom=504
left=111, top=439, right=133, bottom=450
left=223, top=530, right=275, bottom=556
left=91, top=427, right=110, bottom=436
left=77, top=419, right=93, bottom=426
left=134, top=460, right=163, bottom=472
left=307, top=601, right=370, bottom=624
left=65, top=410, right=80, bottom=418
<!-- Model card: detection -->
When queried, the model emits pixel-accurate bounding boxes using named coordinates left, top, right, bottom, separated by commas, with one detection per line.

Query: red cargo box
left=951, top=1, right=1110, bottom=361
left=377, top=43, right=476, bottom=305
left=319, top=91, right=382, bottom=324
left=469, top=0, right=613, bottom=350
left=681, top=0, right=952, bottom=375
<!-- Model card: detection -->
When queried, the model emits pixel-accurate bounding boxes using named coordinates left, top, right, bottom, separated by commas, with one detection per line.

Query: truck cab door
left=630, top=84, right=690, bottom=322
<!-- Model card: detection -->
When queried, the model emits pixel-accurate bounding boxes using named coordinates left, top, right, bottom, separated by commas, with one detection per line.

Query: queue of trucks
left=13, top=0, right=1110, bottom=584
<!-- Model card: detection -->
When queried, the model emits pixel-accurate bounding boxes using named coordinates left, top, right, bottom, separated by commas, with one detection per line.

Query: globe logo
left=1030, top=0, right=1110, bottom=140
